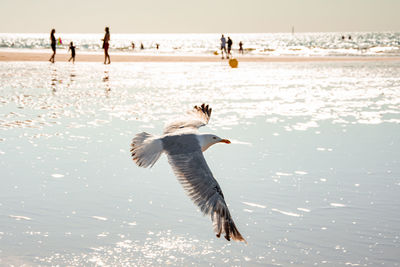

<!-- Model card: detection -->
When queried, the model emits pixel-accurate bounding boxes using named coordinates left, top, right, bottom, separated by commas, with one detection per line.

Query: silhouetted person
left=49, top=29, right=56, bottom=63
left=227, top=37, right=233, bottom=59
left=68, top=42, right=76, bottom=63
left=220, top=34, right=227, bottom=59
left=348, top=35, right=352, bottom=40
left=156, top=43, right=160, bottom=50
left=131, top=42, right=135, bottom=50
left=102, top=27, right=111, bottom=64
left=239, top=41, right=243, bottom=54
left=341, top=35, right=345, bottom=40
left=140, top=43, right=144, bottom=50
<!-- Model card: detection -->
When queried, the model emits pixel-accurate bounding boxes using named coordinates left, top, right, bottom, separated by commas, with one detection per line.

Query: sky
left=1, top=0, right=399, bottom=33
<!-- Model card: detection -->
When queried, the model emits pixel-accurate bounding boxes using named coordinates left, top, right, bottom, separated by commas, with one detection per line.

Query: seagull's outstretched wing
left=163, top=104, right=212, bottom=134
left=167, top=150, right=246, bottom=243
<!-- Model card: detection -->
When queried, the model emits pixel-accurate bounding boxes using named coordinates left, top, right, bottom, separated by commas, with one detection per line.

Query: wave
left=0, top=32, right=399, bottom=56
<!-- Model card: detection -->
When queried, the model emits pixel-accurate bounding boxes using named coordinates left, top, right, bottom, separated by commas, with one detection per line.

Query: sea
left=0, top=32, right=400, bottom=57
left=0, top=33, right=400, bottom=266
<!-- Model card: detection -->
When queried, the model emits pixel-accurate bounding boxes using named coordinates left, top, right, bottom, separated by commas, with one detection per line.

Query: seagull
left=130, top=104, right=246, bottom=243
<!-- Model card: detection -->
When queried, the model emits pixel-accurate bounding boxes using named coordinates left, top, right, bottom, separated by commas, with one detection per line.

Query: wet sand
left=1, top=51, right=400, bottom=62
left=1, top=60, right=400, bottom=266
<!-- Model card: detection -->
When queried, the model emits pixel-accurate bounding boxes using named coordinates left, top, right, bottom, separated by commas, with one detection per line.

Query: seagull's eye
left=213, top=137, right=216, bottom=139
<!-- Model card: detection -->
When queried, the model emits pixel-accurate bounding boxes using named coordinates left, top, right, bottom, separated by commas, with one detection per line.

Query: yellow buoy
left=213, top=51, right=219, bottom=55
left=229, top=58, right=238, bottom=68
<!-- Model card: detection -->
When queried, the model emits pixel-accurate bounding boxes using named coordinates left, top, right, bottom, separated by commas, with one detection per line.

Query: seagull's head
left=198, top=134, right=231, bottom=152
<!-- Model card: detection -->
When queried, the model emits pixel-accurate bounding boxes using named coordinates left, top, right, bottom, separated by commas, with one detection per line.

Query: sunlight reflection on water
left=0, top=62, right=399, bottom=134
left=0, top=61, right=399, bottom=266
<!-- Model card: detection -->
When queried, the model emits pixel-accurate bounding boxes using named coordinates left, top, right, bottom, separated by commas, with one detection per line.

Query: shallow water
left=0, top=61, right=399, bottom=266
left=1, top=32, right=400, bottom=56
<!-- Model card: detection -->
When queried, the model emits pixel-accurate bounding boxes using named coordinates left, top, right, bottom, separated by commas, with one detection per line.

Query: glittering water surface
left=1, top=32, right=400, bottom=56
left=0, top=61, right=399, bottom=266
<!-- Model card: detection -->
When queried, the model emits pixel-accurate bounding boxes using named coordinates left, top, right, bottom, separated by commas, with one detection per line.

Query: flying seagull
left=130, top=104, right=246, bottom=243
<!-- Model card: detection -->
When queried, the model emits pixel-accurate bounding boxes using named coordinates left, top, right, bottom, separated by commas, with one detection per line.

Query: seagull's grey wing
left=167, top=150, right=246, bottom=243
left=163, top=104, right=212, bottom=134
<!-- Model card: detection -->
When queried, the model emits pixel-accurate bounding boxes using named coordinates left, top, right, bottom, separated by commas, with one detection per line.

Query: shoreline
left=1, top=51, right=400, bottom=63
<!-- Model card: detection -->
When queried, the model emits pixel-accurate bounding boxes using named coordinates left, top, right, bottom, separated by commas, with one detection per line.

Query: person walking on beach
left=227, top=37, right=233, bottom=59
left=49, top=29, right=56, bottom=63
left=102, top=27, right=111, bottom=64
left=239, top=41, right=244, bottom=54
left=220, top=34, right=227, bottom=59
left=68, top=42, right=76, bottom=63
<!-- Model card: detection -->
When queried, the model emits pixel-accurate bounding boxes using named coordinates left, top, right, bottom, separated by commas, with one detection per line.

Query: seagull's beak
left=219, top=139, right=231, bottom=144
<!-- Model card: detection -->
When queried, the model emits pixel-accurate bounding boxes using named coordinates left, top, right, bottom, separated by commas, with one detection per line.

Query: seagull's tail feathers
left=131, top=132, right=163, bottom=168
left=211, top=201, right=247, bottom=244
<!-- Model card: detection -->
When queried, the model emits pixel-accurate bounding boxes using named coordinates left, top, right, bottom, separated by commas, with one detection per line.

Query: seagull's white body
left=130, top=104, right=246, bottom=243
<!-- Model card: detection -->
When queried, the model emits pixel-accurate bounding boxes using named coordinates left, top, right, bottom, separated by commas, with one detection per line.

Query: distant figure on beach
left=49, top=29, right=56, bottom=63
left=102, top=27, right=111, bottom=64
left=156, top=43, right=160, bottom=50
left=348, top=35, right=352, bottom=40
left=220, top=34, right=227, bottom=59
left=68, top=42, right=76, bottom=63
left=140, top=43, right=144, bottom=50
left=239, top=41, right=243, bottom=54
left=227, top=37, right=233, bottom=59
left=131, top=42, right=135, bottom=50
left=341, top=35, right=345, bottom=40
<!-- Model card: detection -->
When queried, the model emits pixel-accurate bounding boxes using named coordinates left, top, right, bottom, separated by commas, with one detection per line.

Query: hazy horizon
left=1, top=0, right=399, bottom=34
left=1, top=30, right=399, bottom=34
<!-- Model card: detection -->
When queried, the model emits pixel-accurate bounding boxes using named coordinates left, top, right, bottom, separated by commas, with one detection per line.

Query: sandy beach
left=1, top=59, right=400, bottom=266
left=1, top=51, right=400, bottom=62
left=2, top=0, right=400, bottom=262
